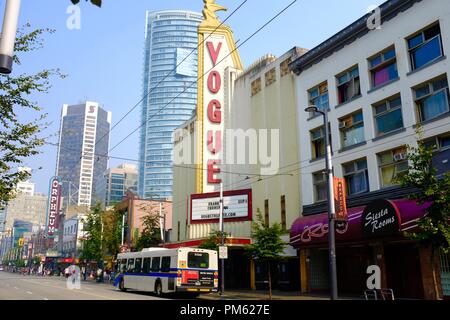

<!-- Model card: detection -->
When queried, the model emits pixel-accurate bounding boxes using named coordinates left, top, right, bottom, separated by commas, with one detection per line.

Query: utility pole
left=219, top=182, right=225, bottom=295
left=0, top=0, right=21, bottom=74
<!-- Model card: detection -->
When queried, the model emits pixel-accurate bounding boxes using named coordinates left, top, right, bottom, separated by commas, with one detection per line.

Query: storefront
left=290, top=198, right=444, bottom=299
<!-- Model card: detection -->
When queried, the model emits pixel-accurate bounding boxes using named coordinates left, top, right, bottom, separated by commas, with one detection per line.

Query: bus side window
left=161, top=257, right=171, bottom=272
left=134, top=258, right=142, bottom=273
left=121, top=259, right=127, bottom=273
left=151, top=257, right=161, bottom=272
left=127, top=259, right=135, bottom=273
left=143, top=258, right=151, bottom=273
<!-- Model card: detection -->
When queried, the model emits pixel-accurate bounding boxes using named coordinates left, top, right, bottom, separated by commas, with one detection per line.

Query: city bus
left=114, top=247, right=218, bottom=296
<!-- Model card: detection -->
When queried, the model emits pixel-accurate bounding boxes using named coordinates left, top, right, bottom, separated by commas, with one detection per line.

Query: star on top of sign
left=202, top=0, right=227, bottom=25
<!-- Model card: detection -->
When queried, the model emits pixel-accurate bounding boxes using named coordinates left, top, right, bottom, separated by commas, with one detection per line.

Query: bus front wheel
left=119, top=279, right=126, bottom=292
left=155, top=281, right=163, bottom=296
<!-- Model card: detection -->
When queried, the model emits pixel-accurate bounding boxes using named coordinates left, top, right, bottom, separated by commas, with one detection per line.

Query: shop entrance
left=336, top=245, right=373, bottom=296
left=384, top=243, right=424, bottom=299
left=223, top=247, right=251, bottom=290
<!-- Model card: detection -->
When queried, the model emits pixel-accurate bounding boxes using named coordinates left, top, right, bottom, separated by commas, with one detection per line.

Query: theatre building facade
left=289, top=0, right=450, bottom=299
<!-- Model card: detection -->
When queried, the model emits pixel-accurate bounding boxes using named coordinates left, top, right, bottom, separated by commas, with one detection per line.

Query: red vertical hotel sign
left=333, top=177, right=348, bottom=222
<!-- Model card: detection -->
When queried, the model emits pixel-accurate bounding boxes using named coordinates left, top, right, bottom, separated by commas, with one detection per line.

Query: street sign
left=219, top=246, right=228, bottom=259
left=18, top=238, right=24, bottom=246
left=333, top=177, right=348, bottom=222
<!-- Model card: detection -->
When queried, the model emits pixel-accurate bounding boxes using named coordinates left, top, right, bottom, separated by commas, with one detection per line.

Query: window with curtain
left=369, top=47, right=398, bottom=88
left=414, top=76, right=449, bottom=122
left=373, top=95, right=404, bottom=136
left=408, top=23, right=443, bottom=70
left=343, top=159, right=369, bottom=195
left=308, top=82, right=329, bottom=112
left=336, top=66, right=361, bottom=104
left=378, top=147, right=408, bottom=188
left=313, top=171, right=327, bottom=202
left=339, top=111, right=365, bottom=148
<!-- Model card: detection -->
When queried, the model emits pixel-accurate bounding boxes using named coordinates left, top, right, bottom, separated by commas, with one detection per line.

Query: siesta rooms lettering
left=206, top=40, right=223, bottom=185
left=364, top=208, right=395, bottom=233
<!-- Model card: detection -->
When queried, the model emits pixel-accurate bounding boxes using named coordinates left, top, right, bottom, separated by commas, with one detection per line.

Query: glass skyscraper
left=138, top=10, right=203, bottom=200
left=56, top=102, right=112, bottom=206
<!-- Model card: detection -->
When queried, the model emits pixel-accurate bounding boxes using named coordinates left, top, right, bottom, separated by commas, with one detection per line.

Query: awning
left=289, top=199, right=431, bottom=248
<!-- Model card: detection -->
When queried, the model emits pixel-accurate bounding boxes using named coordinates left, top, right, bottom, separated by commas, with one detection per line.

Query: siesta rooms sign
left=46, top=176, right=62, bottom=237
left=361, top=199, right=401, bottom=238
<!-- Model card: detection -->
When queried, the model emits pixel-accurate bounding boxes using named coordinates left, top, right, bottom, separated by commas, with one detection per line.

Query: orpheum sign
left=46, top=176, right=62, bottom=237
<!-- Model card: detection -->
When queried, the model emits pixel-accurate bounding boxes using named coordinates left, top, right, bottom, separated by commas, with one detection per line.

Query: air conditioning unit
left=339, top=121, right=347, bottom=129
left=393, top=153, right=407, bottom=162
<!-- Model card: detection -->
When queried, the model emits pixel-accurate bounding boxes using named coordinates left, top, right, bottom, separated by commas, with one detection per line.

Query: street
left=0, top=271, right=169, bottom=300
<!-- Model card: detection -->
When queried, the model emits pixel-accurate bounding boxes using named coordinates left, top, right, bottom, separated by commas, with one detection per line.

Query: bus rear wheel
left=155, top=281, right=163, bottom=296
left=119, top=279, right=126, bottom=292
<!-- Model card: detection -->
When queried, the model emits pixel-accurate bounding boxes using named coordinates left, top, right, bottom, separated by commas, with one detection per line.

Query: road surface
left=0, top=271, right=169, bottom=300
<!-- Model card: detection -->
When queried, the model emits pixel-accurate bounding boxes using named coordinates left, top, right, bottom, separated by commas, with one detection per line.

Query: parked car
left=0, top=266, right=4, bottom=271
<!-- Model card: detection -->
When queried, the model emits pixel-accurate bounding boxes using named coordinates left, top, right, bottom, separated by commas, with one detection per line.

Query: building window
left=308, top=82, right=329, bottom=112
left=378, top=147, right=408, bottom=188
left=310, top=125, right=331, bottom=159
left=251, top=78, right=262, bottom=96
left=313, top=171, right=327, bottom=202
left=408, top=23, right=443, bottom=70
left=369, top=47, right=398, bottom=88
left=339, top=111, right=365, bottom=148
left=336, top=66, right=361, bottom=104
left=414, top=76, right=449, bottom=122
left=280, top=57, right=292, bottom=77
left=373, top=95, right=404, bottom=136
left=264, top=199, right=269, bottom=225
left=265, top=68, right=276, bottom=87
left=343, top=159, right=369, bottom=195
left=280, top=195, right=286, bottom=230
left=424, top=134, right=450, bottom=176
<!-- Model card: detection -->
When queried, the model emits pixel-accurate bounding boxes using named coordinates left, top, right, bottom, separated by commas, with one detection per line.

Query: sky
left=5, top=0, right=385, bottom=194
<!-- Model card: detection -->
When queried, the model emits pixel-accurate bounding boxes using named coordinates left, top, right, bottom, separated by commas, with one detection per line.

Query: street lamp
left=0, top=0, right=21, bottom=74
left=304, top=105, right=338, bottom=300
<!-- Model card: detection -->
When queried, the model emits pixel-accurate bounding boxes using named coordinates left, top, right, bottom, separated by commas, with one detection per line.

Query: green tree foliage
left=396, top=129, right=450, bottom=299
left=245, top=209, right=286, bottom=299
left=102, top=209, right=123, bottom=258
left=198, top=230, right=229, bottom=251
left=0, top=25, right=64, bottom=205
left=80, top=203, right=103, bottom=263
left=71, top=0, right=102, bottom=7
left=134, top=204, right=162, bottom=251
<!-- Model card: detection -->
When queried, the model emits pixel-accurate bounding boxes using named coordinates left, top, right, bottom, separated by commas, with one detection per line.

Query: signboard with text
left=333, top=177, right=348, bottom=222
left=361, top=199, right=401, bottom=238
left=190, top=189, right=252, bottom=224
left=46, top=176, right=62, bottom=238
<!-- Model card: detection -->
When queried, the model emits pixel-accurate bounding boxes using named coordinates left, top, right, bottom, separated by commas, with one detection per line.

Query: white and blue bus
left=114, top=247, right=218, bottom=296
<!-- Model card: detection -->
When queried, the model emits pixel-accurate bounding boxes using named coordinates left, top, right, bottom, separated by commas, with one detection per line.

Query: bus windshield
left=187, top=252, right=209, bottom=269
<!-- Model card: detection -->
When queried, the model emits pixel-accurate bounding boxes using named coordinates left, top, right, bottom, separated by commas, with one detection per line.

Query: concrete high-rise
left=56, top=102, right=112, bottom=206
left=138, top=10, right=203, bottom=200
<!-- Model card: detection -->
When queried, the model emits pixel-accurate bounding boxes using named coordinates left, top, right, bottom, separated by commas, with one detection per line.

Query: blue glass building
left=138, top=10, right=203, bottom=200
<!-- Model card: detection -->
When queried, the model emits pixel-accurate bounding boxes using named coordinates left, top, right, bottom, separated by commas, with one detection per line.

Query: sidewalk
left=199, top=290, right=331, bottom=300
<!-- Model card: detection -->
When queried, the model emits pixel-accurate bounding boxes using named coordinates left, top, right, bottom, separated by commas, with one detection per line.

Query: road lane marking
left=42, top=298, right=49, bottom=300
left=14, top=287, right=18, bottom=290
left=21, top=279, right=120, bottom=300
left=26, top=291, right=32, bottom=295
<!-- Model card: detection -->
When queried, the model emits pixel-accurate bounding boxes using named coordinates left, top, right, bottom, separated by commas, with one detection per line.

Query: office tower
left=138, top=10, right=203, bottom=200
left=94, top=163, right=138, bottom=207
left=56, top=102, right=112, bottom=206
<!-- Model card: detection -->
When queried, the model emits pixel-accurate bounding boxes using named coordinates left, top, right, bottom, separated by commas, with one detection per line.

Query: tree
left=0, top=25, right=64, bottom=206
left=80, top=203, right=103, bottom=264
left=71, top=0, right=102, bottom=7
left=396, top=129, right=450, bottom=300
left=244, top=209, right=286, bottom=299
left=198, top=230, right=230, bottom=251
left=134, top=204, right=162, bottom=251
left=101, top=208, right=123, bottom=258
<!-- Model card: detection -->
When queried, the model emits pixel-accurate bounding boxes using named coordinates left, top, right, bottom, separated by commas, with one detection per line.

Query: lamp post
left=0, top=0, right=21, bottom=74
left=305, top=106, right=338, bottom=300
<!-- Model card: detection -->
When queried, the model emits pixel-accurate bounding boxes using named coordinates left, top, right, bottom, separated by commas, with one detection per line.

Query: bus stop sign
left=219, top=246, right=228, bottom=259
